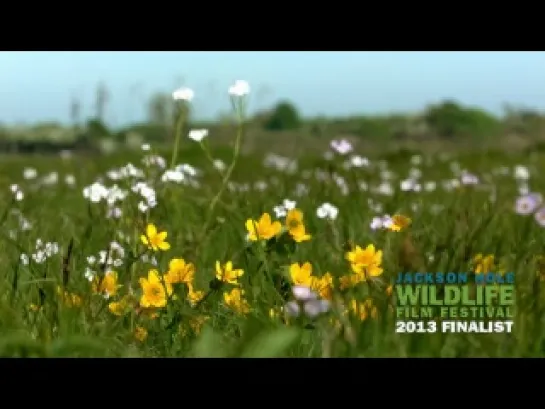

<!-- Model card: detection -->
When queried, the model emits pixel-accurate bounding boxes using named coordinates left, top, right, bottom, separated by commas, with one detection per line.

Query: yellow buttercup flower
left=311, top=273, right=334, bottom=300
left=345, top=244, right=383, bottom=279
left=285, top=209, right=311, bottom=242
left=56, top=286, right=82, bottom=308
left=290, top=262, right=314, bottom=287
left=164, top=258, right=195, bottom=284
left=349, top=299, right=377, bottom=321
left=189, top=316, right=209, bottom=334
left=92, top=271, right=120, bottom=298
left=134, top=326, right=148, bottom=342
left=187, top=284, right=205, bottom=306
left=108, top=295, right=131, bottom=316
left=215, top=261, right=244, bottom=285
left=339, top=273, right=363, bottom=290
left=140, top=223, right=171, bottom=251
left=472, top=253, right=496, bottom=275
left=245, top=213, right=282, bottom=241
left=223, top=288, right=250, bottom=315
left=139, top=269, right=173, bottom=308
left=387, top=214, right=412, bottom=232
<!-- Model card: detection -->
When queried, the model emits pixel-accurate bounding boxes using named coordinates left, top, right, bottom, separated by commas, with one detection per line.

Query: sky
left=2, top=51, right=545, bottom=127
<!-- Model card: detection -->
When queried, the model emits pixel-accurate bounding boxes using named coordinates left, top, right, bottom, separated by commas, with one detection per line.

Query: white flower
left=303, top=300, right=330, bottom=318
left=283, top=199, right=296, bottom=210
left=23, top=168, right=37, bottom=180
left=292, top=286, right=318, bottom=302
left=83, top=182, right=108, bottom=203
left=228, top=80, right=250, bottom=97
left=172, top=87, right=194, bottom=102
left=330, top=139, right=352, bottom=155
left=316, top=203, right=339, bottom=220
left=161, top=170, right=185, bottom=183
left=514, top=165, right=530, bottom=181
left=273, top=205, right=287, bottom=218
left=188, top=129, right=209, bottom=142
left=141, top=143, right=150, bottom=151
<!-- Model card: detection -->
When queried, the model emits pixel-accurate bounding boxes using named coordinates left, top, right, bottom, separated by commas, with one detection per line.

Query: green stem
left=170, top=107, right=186, bottom=169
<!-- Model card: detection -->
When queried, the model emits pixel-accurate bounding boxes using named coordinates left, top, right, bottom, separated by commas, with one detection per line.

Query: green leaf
left=241, top=327, right=300, bottom=358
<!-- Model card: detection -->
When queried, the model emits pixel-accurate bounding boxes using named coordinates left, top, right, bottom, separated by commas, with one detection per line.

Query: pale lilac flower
left=515, top=193, right=542, bottom=215
left=330, top=139, right=353, bottom=155
left=535, top=207, right=545, bottom=227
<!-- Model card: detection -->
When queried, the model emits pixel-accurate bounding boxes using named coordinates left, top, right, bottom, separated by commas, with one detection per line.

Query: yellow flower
left=108, top=295, right=131, bottom=316
left=386, top=285, right=393, bottom=296
left=29, top=303, right=41, bottom=312
left=290, top=262, right=314, bottom=287
left=140, top=223, right=170, bottom=251
left=189, top=316, right=209, bottom=334
left=92, top=271, right=120, bottom=297
left=311, top=273, right=334, bottom=300
left=472, top=253, right=496, bottom=274
left=164, top=258, right=195, bottom=285
left=387, top=214, right=412, bottom=232
left=345, top=244, right=383, bottom=279
left=223, top=288, right=250, bottom=315
left=245, top=213, right=282, bottom=241
left=269, top=308, right=281, bottom=319
left=285, top=209, right=311, bottom=242
left=349, top=299, right=377, bottom=321
left=187, top=283, right=205, bottom=306
left=134, top=326, right=148, bottom=342
left=56, top=286, right=82, bottom=308
left=339, top=274, right=363, bottom=290
left=215, top=261, right=244, bottom=285
left=139, top=269, right=173, bottom=308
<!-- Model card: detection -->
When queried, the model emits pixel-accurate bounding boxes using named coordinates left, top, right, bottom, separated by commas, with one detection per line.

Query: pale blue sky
left=2, top=51, right=545, bottom=127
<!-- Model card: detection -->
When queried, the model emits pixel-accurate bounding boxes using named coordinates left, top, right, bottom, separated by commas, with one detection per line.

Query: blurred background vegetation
left=3, top=82, right=545, bottom=157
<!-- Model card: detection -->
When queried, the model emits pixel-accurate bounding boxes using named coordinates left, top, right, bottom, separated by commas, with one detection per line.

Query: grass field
left=1, top=84, right=545, bottom=358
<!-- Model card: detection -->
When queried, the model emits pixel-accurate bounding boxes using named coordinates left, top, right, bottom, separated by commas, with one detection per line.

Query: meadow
left=1, top=81, right=545, bottom=358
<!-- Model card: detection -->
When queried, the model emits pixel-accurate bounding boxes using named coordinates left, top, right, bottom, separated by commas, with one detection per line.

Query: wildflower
left=172, top=87, right=194, bottom=102
left=139, top=269, right=173, bottom=308
left=164, top=258, right=195, bottom=285
left=215, top=261, right=244, bottom=285
left=514, top=165, right=530, bottom=180
left=29, top=303, right=41, bottom=312
left=108, top=297, right=130, bottom=316
left=140, top=223, right=170, bottom=251
left=269, top=308, right=281, bottom=319
left=223, top=288, right=250, bottom=314
left=285, top=209, right=311, bottom=242
left=285, top=286, right=330, bottom=319
left=189, top=316, right=209, bottom=334
left=535, top=207, right=545, bottom=227
left=472, top=254, right=496, bottom=275
left=514, top=193, right=542, bottom=215
left=134, top=326, right=148, bottom=342
left=330, top=139, right=353, bottom=155
left=92, top=271, right=119, bottom=298
left=56, top=286, right=82, bottom=308
left=339, top=274, right=363, bottom=290
left=228, top=80, right=250, bottom=97
left=349, top=299, right=378, bottom=321
left=386, top=285, right=393, bottom=297
left=316, top=203, right=339, bottom=221
left=311, top=273, right=334, bottom=300
left=245, top=213, right=282, bottom=241
left=290, top=262, right=314, bottom=287
left=386, top=214, right=412, bottom=232
left=187, top=284, right=205, bottom=306
left=188, top=129, right=209, bottom=142
left=345, top=244, right=384, bottom=279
